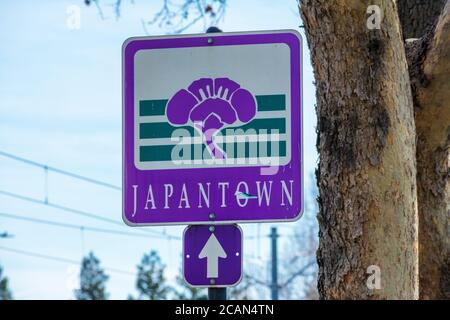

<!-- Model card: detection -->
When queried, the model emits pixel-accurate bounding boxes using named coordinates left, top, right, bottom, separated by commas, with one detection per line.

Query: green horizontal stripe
left=140, top=141, right=287, bottom=162
left=140, top=123, right=195, bottom=139
left=139, top=118, right=285, bottom=139
left=255, top=95, right=286, bottom=111
left=139, top=100, right=168, bottom=116
left=139, top=94, right=286, bottom=116
left=235, top=118, right=285, bottom=134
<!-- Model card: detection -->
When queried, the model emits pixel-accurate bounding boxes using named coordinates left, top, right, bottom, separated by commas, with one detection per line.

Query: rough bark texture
left=406, top=1, right=450, bottom=300
left=397, top=0, right=447, bottom=39
left=300, top=0, right=419, bottom=299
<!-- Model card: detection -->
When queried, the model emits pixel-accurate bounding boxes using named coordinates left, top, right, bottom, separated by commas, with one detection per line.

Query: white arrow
left=198, top=233, right=227, bottom=278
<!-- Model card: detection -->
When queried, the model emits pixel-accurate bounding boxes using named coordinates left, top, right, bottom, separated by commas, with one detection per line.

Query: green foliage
left=132, top=250, right=171, bottom=300
left=74, top=252, right=109, bottom=300
left=0, top=266, right=13, bottom=300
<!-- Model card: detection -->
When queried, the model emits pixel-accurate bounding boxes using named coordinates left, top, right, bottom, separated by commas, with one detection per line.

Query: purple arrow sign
left=183, top=225, right=243, bottom=287
left=122, top=30, right=303, bottom=225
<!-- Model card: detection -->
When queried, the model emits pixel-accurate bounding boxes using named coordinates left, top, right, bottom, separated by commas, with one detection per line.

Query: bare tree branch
left=87, top=0, right=227, bottom=34
left=278, top=260, right=316, bottom=288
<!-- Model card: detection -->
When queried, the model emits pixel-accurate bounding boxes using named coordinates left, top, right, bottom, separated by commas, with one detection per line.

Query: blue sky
left=0, top=0, right=317, bottom=299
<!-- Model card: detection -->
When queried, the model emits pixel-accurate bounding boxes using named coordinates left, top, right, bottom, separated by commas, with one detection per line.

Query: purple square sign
left=183, top=224, right=243, bottom=287
left=122, top=30, right=303, bottom=225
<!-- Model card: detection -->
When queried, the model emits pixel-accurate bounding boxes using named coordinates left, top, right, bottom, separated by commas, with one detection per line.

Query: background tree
left=300, top=0, right=419, bottom=299
left=301, top=0, right=449, bottom=299
left=175, top=270, right=207, bottom=300
left=279, top=176, right=319, bottom=299
left=74, top=252, right=109, bottom=300
left=243, top=176, right=319, bottom=300
left=0, top=266, right=13, bottom=300
left=228, top=273, right=256, bottom=300
left=404, top=1, right=450, bottom=299
left=131, top=250, right=171, bottom=300
left=397, top=0, right=447, bottom=39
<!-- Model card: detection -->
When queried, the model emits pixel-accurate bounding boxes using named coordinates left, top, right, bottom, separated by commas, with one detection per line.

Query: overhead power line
left=0, top=150, right=121, bottom=190
left=0, top=212, right=163, bottom=239
left=0, top=245, right=135, bottom=276
left=0, top=150, right=265, bottom=241
left=0, top=189, right=261, bottom=242
left=0, top=189, right=180, bottom=240
left=0, top=189, right=121, bottom=225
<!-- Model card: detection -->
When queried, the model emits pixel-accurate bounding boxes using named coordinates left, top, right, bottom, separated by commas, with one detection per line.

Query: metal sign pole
left=208, top=287, right=227, bottom=300
left=204, top=25, right=227, bottom=302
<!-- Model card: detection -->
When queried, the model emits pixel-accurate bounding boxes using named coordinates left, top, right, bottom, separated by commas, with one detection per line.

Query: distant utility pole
left=270, top=227, right=278, bottom=300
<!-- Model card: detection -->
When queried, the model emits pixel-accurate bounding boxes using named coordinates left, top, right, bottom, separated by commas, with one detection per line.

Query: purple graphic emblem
left=166, top=78, right=257, bottom=159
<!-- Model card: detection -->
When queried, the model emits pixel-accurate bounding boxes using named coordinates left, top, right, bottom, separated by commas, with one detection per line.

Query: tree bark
left=406, top=1, right=450, bottom=299
left=397, top=0, right=447, bottom=39
left=300, top=0, right=419, bottom=299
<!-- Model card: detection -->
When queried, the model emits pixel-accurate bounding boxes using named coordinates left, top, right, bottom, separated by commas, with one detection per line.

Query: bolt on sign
left=122, top=30, right=303, bottom=225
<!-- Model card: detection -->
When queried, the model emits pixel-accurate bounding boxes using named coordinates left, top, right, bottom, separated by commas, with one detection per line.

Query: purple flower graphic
left=166, top=77, right=257, bottom=159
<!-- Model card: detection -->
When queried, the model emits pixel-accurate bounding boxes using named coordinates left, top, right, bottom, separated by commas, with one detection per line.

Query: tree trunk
left=406, top=1, right=450, bottom=299
left=397, top=0, right=447, bottom=39
left=300, top=0, right=419, bottom=299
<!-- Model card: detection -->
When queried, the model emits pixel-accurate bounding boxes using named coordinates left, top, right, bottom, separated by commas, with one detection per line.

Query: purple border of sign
left=122, top=30, right=303, bottom=226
